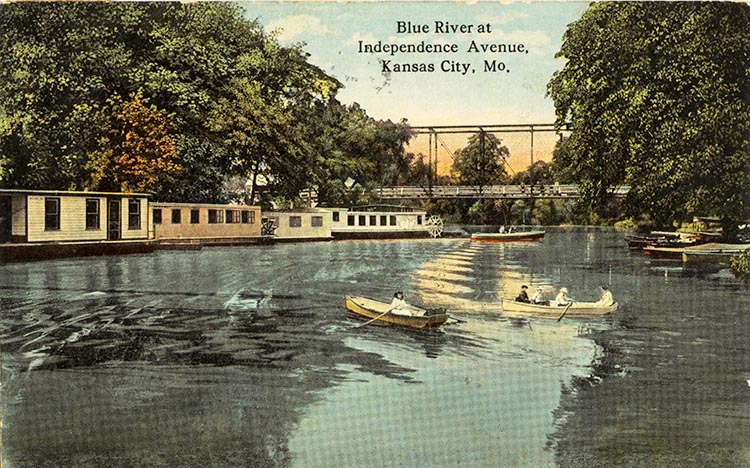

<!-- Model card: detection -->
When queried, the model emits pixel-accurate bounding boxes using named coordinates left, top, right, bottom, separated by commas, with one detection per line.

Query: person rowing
left=555, top=287, right=574, bottom=307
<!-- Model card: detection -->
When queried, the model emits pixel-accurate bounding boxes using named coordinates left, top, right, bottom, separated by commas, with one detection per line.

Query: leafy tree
left=451, top=132, right=510, bottom=192
left=548, top=2, right=750, bottom=237
left=85, top=95, right=180, bottom=193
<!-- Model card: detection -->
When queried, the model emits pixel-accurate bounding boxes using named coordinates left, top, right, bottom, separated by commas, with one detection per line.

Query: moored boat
left=471, top=230, right=545, bottom=243
left=502, top=298, right=618, bottom=318
left=344, top=296, right=449, bottom=329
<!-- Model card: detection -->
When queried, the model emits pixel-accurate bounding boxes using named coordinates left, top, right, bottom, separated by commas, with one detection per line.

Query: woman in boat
left=389, top=291, right=425, bottom=317
left=555, top=287, right=573, bottom=307
left=515, top=285, right=531, bottom=303
left=531, top=286, right=550, bottom=306
left=595, top=284, right=614, bottom=306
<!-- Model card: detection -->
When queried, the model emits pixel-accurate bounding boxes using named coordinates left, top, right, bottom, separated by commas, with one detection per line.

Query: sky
left=238, top=1, right=590, bottom=173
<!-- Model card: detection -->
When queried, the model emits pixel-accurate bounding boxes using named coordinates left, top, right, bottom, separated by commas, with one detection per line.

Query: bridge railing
left=374, top=184, right=629, bottom=199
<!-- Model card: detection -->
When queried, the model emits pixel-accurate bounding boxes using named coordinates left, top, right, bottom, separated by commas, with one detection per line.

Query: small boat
left=471, top=230, right=545, bottom=242
left=344, top=296, right=449, bottom=330
left=502, top=298, right=618, bottom=318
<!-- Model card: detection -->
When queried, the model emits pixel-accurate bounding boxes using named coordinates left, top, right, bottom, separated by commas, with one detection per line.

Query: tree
left=85, top=95, right=180, bottom=193
left=451, top=132, right=510, bottom=192
left=547, top=2, right=750, bottom=237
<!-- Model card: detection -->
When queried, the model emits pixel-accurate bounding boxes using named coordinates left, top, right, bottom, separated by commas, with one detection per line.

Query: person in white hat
left=555, top=287, right=573, bottom=307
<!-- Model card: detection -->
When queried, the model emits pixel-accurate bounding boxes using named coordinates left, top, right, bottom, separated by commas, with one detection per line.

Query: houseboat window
left=358, top=215, right=366, bottom=226
left=171, top=209, right=181, bottom=224
left=289, top=216, right=302, bottom=228
left=332, top=212, right=340, bottom=222
left=390, top=215, right=397, bottom=226
left=153, top=208, right=162, bottom=225
left=417, top=215, right=422, bottom=225
left=44, top=197, right=60, bottom=231
left=190, top=209, right=200, bottom=224
left=311, top=216, right=323, bottom=227
left=241, top=210, right=255, bottom=224
left=128, top=199, right=141, bottom=230
left=226, top=210, right=240, bottom=224
left=208, top=209, right=224, bottom=224
left=380, top=215, right=387, bottom=226
left=347, top=215, right=355, bottom=226
left=86, top=199, right=100, bottom=230
left=369, top=215, right=376, bottom=226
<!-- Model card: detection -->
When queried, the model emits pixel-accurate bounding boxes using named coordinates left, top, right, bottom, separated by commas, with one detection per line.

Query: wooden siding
left=121, top=197, right=148, bottom=240
left=264, top=210, right=333, bottom=239
left=11, top=195, right=25, bottom=237
left=25, top=195, right=147, bottom=242
left=150, top=203, right=262, bottom=239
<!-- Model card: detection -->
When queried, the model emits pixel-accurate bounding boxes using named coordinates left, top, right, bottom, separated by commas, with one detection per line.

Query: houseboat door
left=0, top=196, right=11, bottom=242
left=108, top=198, right=121, bottom=240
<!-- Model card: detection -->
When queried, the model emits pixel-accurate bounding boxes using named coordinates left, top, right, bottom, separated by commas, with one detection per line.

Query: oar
left=556, top=301, right=573, bottom=322
left=356, top=310, right=391, bottom=328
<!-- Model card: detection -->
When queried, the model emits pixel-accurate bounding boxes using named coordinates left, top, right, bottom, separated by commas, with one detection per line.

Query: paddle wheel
left=425, top=215, right=444, bottom=238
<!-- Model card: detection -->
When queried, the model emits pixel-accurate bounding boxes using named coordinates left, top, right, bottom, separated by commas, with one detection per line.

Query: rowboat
left=471, top=230, right=545, bottom=242
left=502, top=299, right=618, bottom=318
left=344, top=296, right=449, bottom=329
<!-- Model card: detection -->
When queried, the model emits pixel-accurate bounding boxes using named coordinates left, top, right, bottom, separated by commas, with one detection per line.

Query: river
left=0, top=228, right=748, bottom=467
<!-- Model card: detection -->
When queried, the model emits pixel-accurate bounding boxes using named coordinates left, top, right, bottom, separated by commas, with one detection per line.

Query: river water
left=0, top=229, right=748, bottom=467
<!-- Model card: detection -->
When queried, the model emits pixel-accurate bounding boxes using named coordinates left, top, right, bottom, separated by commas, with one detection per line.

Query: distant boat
left=626, top=231, right=721, bottom=250
left=502, top=299, right=618, bottom=318
left=344, top=296, right=449, bottom=330
left=471, top=230, right=545, bottom=242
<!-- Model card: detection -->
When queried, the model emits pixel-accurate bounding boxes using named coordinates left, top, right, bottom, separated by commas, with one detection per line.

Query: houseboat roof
left=0, top=188, right=151, bottom=197
left=152, top=201, right=260, bottom=209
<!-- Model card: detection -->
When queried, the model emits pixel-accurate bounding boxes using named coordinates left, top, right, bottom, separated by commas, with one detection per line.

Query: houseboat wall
left=262, top=210, right=333, bottom=241
left=150, top=202, right=262, bottom=242
left=0, top=189, right=153, bottom=262
left=325, top=208, right=429, bottom=239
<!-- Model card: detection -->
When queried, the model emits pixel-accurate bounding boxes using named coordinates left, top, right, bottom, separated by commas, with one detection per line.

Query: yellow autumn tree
left=86, top=95, right=181, bottom=193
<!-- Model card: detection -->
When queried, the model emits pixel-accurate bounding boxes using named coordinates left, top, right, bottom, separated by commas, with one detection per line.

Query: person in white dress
left=595, top=284, right=614, bottom=306
left=389, top=291, right=425, bottom=317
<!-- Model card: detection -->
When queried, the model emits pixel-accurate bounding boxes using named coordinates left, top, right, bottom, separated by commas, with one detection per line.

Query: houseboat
left=261, top=209, right=333, bottom=242
left=149, top=202, right=264, bottom=248
left=0, top=189, right=155, bottom=261
left=324, top=205, right=434, bottom=239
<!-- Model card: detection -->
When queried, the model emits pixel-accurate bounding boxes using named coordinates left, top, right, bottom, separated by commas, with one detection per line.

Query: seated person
left=555, top=287, right=573, bottom=307
left=531, top=286, right=550, bottom=306
left=389, top=291, right=425, bottom=317
left=595, top=284, right=614, bottom=306
left=515, top=285, right=531, bottom=303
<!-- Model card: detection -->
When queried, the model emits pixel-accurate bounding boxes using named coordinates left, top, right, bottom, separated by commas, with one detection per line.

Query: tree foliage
left=0, top=3, right=413, bottom=205
left=451, top=133, right=510, bottom=190
left=547, top=2, right=750, bottom=236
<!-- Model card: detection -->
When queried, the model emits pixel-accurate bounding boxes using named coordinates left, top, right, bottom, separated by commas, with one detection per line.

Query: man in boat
left=389, top=291, right=425, bottom=317
left=531, top=286, right=550, bottom=306
left=555, top=287, right=573, bottom=307
left=595, top=284, right=614, bottom=307
left=515, top=285, right=531, bottom=303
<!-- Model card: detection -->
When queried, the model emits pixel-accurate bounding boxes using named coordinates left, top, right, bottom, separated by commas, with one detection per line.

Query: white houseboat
left=0, top=189, right=154, bottom=261
left=261, top=209, right=333, bottom=242
left=324, top=205, right=436, bottom=239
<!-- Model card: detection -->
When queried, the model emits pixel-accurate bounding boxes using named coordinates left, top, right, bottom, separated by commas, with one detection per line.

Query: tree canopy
left=450, top=132, right=510, bottom=191
left=547, top=2, right=750, bottom=236
left=0, top=2, right=413, bottom=206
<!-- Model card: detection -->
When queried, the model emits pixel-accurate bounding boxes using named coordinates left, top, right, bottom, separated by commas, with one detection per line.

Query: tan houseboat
left=0, top=189, right=154, bottom=261
left=150, top=202, right=264, bottom=247
left=325, top=205, right=433, bottom=239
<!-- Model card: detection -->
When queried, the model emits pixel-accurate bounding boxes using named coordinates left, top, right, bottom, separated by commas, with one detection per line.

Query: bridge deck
left=373, top=184, right=629, bottom=200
